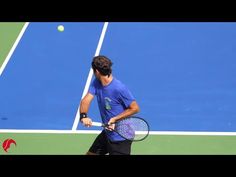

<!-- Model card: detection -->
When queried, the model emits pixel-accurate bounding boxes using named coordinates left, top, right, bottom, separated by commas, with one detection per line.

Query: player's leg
left=107, top=140, right=132, bottom=155
left=86, top=130, right=108, bottom=155
left=86, top=151, right=97, bottom=155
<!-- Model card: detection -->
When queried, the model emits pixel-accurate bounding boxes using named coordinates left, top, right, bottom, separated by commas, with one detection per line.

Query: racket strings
left=115, top=118, right=149, bottom=141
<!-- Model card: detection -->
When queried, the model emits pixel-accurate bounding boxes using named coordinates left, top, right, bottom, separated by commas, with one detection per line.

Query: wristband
left=80, top=113, right=87, bottom=120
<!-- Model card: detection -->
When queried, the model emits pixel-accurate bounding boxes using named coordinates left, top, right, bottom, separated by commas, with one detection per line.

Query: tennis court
left=1, top=22, right=236, bottom=154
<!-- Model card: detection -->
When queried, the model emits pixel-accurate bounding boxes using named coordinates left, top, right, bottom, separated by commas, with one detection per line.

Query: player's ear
left=95, top=69, right=100, bottom=75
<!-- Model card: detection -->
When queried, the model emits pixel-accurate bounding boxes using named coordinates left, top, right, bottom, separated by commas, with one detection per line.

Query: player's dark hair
left=92, top=55, right=113, bottom=77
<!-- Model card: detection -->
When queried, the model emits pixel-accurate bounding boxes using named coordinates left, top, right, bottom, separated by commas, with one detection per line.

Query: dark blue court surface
left=1, top=22, right=236, bottom=131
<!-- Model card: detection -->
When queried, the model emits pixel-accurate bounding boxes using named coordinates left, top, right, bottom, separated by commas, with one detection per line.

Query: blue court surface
left=1, top=22, right=236, bottom=132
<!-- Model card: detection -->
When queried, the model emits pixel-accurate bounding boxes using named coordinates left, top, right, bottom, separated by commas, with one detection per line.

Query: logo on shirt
left=105, top=97, right=112, bottom=110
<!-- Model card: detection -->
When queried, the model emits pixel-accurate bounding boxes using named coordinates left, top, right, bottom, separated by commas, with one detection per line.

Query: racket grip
left=92, top=122, right=103, bottom=126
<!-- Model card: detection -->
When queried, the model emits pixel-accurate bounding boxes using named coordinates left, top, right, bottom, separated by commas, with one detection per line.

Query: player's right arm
left=80, top=93, right=94, bottom=127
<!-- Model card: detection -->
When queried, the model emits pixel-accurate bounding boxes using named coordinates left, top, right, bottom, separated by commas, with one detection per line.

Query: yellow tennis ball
left=57, top=25, right=64, bottom=32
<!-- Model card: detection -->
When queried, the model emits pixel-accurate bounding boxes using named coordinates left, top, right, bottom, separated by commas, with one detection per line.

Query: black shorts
left=88, top=130, right=132, bottom=155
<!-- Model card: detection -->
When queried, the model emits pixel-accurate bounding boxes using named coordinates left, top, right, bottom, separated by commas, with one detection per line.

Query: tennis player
left=80, top=55, right=140, bottom=155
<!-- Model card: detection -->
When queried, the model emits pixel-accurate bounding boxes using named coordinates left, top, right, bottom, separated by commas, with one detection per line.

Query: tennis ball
left=57, top=25, right=64, bottom=32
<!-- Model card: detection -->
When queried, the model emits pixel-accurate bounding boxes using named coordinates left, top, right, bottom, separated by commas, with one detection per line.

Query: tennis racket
left=92, top=116, right=150, bottom=142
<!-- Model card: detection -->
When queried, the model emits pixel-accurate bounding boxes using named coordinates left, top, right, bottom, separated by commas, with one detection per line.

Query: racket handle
left=92, top=122, right=103, bottom=126
left=91, top=122, right=114, bottom=127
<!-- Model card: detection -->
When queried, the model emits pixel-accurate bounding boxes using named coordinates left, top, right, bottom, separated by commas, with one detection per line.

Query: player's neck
left=100, top=74, right=113, bottom=86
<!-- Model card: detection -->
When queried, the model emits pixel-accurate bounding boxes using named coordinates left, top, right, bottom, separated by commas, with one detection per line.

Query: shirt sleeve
left=119, top=85, right=135, bottom=108
left=88, top=79, right=97, bottom=96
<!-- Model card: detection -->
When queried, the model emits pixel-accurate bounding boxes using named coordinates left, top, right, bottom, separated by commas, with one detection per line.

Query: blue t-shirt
left=88, top=77, right=135, bottom=141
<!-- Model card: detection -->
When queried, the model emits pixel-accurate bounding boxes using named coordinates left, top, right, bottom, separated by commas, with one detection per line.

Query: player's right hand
left=81, top=117, right=92, bottom=127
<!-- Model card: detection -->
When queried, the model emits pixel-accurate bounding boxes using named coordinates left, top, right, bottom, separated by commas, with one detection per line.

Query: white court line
left=0, top=22, right=29, bottom=76
left=148, top=131, right=236, bottom=136
left=72, top=22, right=109, bottom=131
left=1, top=129, right=236, bottom=136
left=0, top=129, right=101, bottom=134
